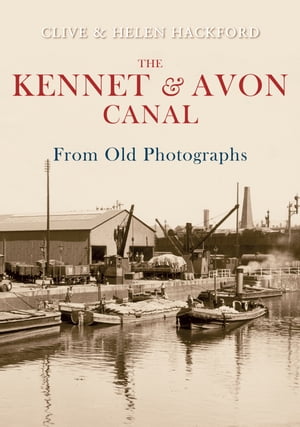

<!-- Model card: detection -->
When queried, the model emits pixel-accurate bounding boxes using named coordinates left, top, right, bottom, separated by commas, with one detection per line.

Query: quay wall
left=1, top=274, right=299, bottom=312
left=0, top=277, right=234, bottom=311
left=269, top=274, right=300, bottom=291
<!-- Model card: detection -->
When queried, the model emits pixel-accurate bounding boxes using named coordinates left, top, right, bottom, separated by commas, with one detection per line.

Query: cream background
left=1, top=1, right=299, bottom=229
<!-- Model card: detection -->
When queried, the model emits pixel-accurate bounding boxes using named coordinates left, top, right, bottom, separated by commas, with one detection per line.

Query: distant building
left=0, top=210, right=155, bottom=266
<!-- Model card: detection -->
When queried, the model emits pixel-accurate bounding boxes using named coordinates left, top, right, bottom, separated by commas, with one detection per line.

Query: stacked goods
left=215, top=305, right=239, bottom=314
left=148, top=254, right=187, bottom=272
left=104, top=298, right=186, bottom=316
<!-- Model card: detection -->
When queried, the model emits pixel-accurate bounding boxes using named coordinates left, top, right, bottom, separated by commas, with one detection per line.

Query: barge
left=59, top=298, right=186, bottom=326
left=0, top=309, right=61, bottom=335
left=176, top=299, right=267, bottom=330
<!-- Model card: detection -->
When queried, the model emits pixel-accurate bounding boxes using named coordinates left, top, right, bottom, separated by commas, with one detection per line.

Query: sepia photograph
left=1, top=1, right=300, bottom=426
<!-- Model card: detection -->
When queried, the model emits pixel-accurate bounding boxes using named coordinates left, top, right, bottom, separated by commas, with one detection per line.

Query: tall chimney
left=241, top=186, right=254, bottom=229
left=203, top=209, right=209, bottom=230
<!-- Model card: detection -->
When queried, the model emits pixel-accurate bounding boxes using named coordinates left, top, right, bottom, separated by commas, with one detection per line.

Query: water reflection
left=0, top=327, right=61, bottom=368
left=113, top=331, right=136, bottom=422
left=58, top=322, right=165, bottom=423
left=176, top=326, right=226, bottom=371
left=175, top=295, right=300, bottom=411
left=41, top=356, right=52, bottom=427
left=1, top=293, right=300, bottom=427
left=176, top=321, right=251, bottom=371
left=0, top=327, right=61, bottom=427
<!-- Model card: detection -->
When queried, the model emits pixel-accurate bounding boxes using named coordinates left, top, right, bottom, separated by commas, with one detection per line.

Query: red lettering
left=239, top=74, right=262, bottom=96
left=58, top=74, right=79, bottom=96
left=183, top=105, right=198, bottom=124
left=192, top=75, right=213, bottom=96
left=266, top=74, right=287, bottom=96
left=109, top=74, right=127, bottom=96
left=128, top=74, right=150, bottom=95
left=122, top=105, right=139, bottom=123
left=83, top=74, right=104, bottom=96
left=37, top=74, right=55, bottom=96
left=215, top=74, right=237, bottom=95
left=162, top=106, right=180, bottom=123
left=103, top=105, right=120, bottom=123
left=142, top=105, right=159, bottom=123
left=13, top=74, right=34, bottom=96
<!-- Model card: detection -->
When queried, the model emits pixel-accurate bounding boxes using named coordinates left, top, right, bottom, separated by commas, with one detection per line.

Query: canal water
left=1, top=292, right=300, bottom=427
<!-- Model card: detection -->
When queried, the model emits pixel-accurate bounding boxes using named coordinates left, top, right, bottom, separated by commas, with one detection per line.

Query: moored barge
left=0, top=309, right=61, bottom=335
left=59, top=298, right=186, bottom=326
left=176, top=300, right=267, bottom=330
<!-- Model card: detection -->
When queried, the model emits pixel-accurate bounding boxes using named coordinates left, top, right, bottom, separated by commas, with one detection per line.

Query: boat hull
left=177, top=306, right=267, bottom=330
left=0, top=310, right=62, bottom=334
left=59, top=299, right=186, bottom=326
left=0, top=325, right=61, bottom=344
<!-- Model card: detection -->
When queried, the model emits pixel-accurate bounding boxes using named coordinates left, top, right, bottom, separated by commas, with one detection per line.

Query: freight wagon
left=5, top=262, right=41, bottom=283
left=5, top=261, right=90, bottom=285
left=49, top=264, right=90, bottom=285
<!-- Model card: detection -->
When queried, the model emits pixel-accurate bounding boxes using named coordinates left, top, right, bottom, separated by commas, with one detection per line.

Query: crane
left=115, top=204, right=135, bottom=257
left=192, top=204, right=239, bottom=252
left=155, top=218, right=184, bottom=256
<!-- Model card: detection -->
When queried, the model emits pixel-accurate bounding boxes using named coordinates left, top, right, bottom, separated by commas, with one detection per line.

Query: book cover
left=1, top=2, right=299, bottom=426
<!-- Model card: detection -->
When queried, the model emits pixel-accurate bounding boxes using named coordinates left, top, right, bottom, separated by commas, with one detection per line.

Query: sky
left=1, top=1, right=299, bottom=230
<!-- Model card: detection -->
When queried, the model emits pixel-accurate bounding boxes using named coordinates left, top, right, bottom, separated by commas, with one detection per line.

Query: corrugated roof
left=0, top=210, right=124, bottom=232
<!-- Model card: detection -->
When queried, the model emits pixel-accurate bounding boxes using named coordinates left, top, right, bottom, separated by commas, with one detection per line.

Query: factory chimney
left=203, top=209, right=210, bottom=230
left=241, top=186, right=254, bottom=229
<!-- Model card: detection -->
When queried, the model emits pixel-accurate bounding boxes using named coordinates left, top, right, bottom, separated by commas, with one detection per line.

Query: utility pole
left=213, top=246, right=218, bottom=304
left=235, top=182, right=240, bottom=260
left=45, top=159, right=50, bottom=276
left=287, top=194, right=299, bottom=248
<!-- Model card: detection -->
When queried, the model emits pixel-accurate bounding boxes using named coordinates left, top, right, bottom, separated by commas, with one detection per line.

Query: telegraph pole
left=235, top=182, right=240, bottom=259
left=45, top=159, right=50, bottom=276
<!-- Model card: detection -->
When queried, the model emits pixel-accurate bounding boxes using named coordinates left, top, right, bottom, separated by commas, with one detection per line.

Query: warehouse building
left=0, top=209, right=155, bottom=266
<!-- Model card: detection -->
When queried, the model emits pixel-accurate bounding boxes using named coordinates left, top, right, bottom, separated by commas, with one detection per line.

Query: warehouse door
left=92, top=246, right=106, bottom=263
